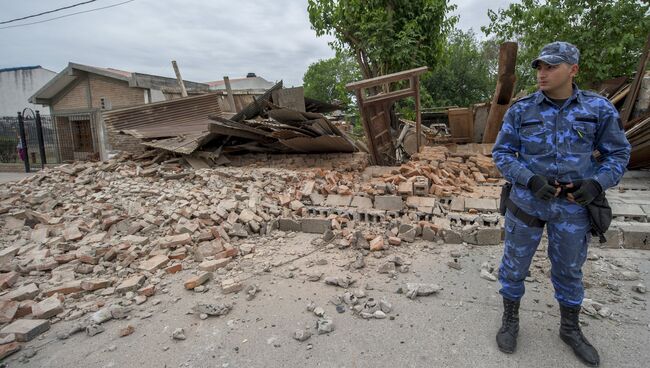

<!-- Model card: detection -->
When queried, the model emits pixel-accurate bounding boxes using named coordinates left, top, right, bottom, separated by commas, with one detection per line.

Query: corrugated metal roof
left=141, top=132, right=215, bottom=155
left=102, top=93, right=223, bottom=139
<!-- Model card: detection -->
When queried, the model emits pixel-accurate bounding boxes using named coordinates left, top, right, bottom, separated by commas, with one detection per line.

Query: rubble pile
left=0, top=151, right=436, bottom=354
left=381, top=146, right=501, bottom=196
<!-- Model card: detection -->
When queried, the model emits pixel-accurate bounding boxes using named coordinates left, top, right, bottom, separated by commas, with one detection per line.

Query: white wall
left=0, top=67, right=56, bottom=116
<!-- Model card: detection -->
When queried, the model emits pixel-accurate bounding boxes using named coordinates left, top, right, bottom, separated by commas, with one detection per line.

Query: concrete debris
left=221, top=278, right=244, bottom=294
left=172, top=328, right=186, bottom=340
left=351, top=252, right=365, bottom=269
left=316, top=318, right=334, bottom=334
left=193, top=303, right=232, bottom=317
left=86, top=324, right=105, bottom=337
left=119, top=325, right=135, bottom=337
left=402, top=283, right=442, bottom=299
left=324, top=276, right=355, bottom=288
left=447, top=259, right=462, bottom=270
left=632, top=283, right=647, bottom=294
left=479, top=262, right=497, bottom=281
left=293, top=329, right=312, bottom=342
left=313, top=307, right=325, bottom=317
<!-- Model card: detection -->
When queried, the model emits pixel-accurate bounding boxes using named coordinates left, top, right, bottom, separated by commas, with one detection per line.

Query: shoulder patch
left=511, top=93, right=536, bottom=107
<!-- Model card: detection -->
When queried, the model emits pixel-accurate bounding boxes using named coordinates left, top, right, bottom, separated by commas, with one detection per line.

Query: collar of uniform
left=534, top=83, right=581, bottom=105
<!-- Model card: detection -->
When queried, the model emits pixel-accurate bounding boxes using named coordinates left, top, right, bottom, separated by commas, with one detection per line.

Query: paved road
left=0, top=172, right=34, bottom=184
left=12, top=234, right=650, bottom=368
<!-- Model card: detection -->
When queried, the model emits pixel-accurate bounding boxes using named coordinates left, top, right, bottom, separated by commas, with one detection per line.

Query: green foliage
left=308, top=0, right=458, bottom=79
left=303, top=53, right=361, bottom=108
left=422, top=29, right=497, bottom=107
left=482, top=0, right=650, bottom=89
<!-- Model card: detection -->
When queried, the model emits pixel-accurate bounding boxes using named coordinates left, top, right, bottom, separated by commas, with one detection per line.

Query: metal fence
left=0, top=111, right=100, bottom=169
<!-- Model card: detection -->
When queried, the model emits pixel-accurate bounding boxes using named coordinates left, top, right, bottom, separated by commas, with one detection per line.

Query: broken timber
left=346, top=66, right=428, bottom=165
left=482, top=42, right=518, bottom=144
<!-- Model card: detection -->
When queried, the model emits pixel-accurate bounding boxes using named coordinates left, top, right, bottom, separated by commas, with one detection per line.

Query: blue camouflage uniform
left=492, top=84, right=631, bottom=307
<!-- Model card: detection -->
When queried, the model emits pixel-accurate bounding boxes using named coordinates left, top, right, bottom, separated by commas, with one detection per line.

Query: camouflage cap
left=531, top=41, right=580, bottom=68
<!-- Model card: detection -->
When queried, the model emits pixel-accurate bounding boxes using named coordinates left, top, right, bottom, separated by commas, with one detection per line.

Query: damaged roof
left=29, top=62, right=209, bottom=104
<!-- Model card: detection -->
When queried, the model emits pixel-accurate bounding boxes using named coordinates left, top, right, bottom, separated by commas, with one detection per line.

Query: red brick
left=184, top=272, right=211, bottom=290
left=0, top=300, right=18, bottom=323
left=80, top=279, right=112, bottom=291
left=138, top=255, right=169, bottom=272
left=137, top=285, right=156, bottom=297
left=159, top=233, right=192, bottom=248
left=54, top=253, right=77, bottom=264
left=0, top=272, right=19, bottom=290
left=44, top=280, right=82, bottom=297
left=14, top=300, right=35, bottom=319
left=115, top=275, right=146, bottom=294
left=164, top=264, right=183, bottom=274
left=168, top=248, right=187, bottom=260
left=0, top=342, right=21, bottom=360
left=369, top=236, right=385, bottom=251
left=0, top=319, right=50, bottom=342
left=31, top=296, right=64, bottom=319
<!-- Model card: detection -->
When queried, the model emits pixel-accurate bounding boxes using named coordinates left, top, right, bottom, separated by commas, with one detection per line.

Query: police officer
left=491, top=41, right=631, bottom=367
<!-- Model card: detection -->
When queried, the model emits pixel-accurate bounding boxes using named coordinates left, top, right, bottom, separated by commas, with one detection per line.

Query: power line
left=0, top=1, right=98, bottom=25
left=0, top=0, right=135, bottom=29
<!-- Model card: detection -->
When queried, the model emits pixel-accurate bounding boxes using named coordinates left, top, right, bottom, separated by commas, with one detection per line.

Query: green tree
left=482, top=0, right=650, bottom=90
left=307, top=0, right=458, bottom=79
left=302, top=53, right=361, bottom=107
left=422, top=29, right=497, bottom=107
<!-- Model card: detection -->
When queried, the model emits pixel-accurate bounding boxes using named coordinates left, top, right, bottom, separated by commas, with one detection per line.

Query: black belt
left=505, top=197, right=546, bottom=228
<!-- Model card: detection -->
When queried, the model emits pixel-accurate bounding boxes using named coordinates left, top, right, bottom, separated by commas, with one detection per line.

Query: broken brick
left=138, top=254, right=169, bottom=272
left=184, top=272, right=212, bottom=290
left=164, top=264, right=183, bottom=274
left=0, top=319, right=50, bottom=342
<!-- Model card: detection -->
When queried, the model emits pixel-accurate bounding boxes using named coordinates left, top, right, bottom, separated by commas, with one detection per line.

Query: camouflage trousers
left=498, top=198, right=591, bottom=307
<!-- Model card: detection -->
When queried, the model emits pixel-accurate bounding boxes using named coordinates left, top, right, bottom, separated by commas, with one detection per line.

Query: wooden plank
left=362, top=88, right=415, bottom=105
left=184, top=156, right=211, bottom=169
left=622, top=32, right=650, bottom=127
left=448, top=108, right=473, bottom=141
left=414, top=76, right=422, bottom=153
left=346, top=66, right=428, bottom=91
left=483, top=42, right=518, bottom=143
left=223, top=76, right=237, bottom=113
left=171, top=60, right=188, bottom=98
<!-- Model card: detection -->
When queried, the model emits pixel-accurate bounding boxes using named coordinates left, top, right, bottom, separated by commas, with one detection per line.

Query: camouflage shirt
left=492, top=84, right=631, bottom=193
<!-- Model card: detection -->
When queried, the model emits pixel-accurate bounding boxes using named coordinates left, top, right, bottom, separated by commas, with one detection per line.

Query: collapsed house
left=102, top=82, right=359, bottom=169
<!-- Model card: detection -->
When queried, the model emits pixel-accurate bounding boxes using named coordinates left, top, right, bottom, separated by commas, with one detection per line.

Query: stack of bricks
left=385, top=146, right=501, bottom=196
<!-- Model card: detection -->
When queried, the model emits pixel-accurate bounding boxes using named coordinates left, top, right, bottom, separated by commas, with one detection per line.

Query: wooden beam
left=483, top=42, right=518, bottom=143
left=413, top=76, right=422, bottom=153
left=346, top=66, right=428, bottom=91
left=362, top=88, right=415, bottom=105
left=622, top=32, right=650, bottom=128
left=171, top=60, right=188, bottom=98
left=223, top=76, right=237, bottom=112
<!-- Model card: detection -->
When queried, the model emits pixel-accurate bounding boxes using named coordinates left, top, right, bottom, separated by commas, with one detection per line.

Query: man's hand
left=567, top=179, right=603, bottom=206
left=527, top=175, right=558, bottom=201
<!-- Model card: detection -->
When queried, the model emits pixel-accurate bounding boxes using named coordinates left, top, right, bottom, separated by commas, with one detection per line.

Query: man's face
left=536, top=62, right=578, bottom=91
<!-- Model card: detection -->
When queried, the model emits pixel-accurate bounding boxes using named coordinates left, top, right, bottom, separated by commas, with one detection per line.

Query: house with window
left=29, top=62, right=209, bottom=160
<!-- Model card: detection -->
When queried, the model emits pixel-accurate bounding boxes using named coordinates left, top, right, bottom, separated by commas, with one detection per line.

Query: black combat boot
left=559, top=305, right=600, bottom=367
left=496, top=297, right=520, bottom=353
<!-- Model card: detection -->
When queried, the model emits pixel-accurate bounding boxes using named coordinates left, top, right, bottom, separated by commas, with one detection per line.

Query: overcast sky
left=0, top=0, right=514, bottom=86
